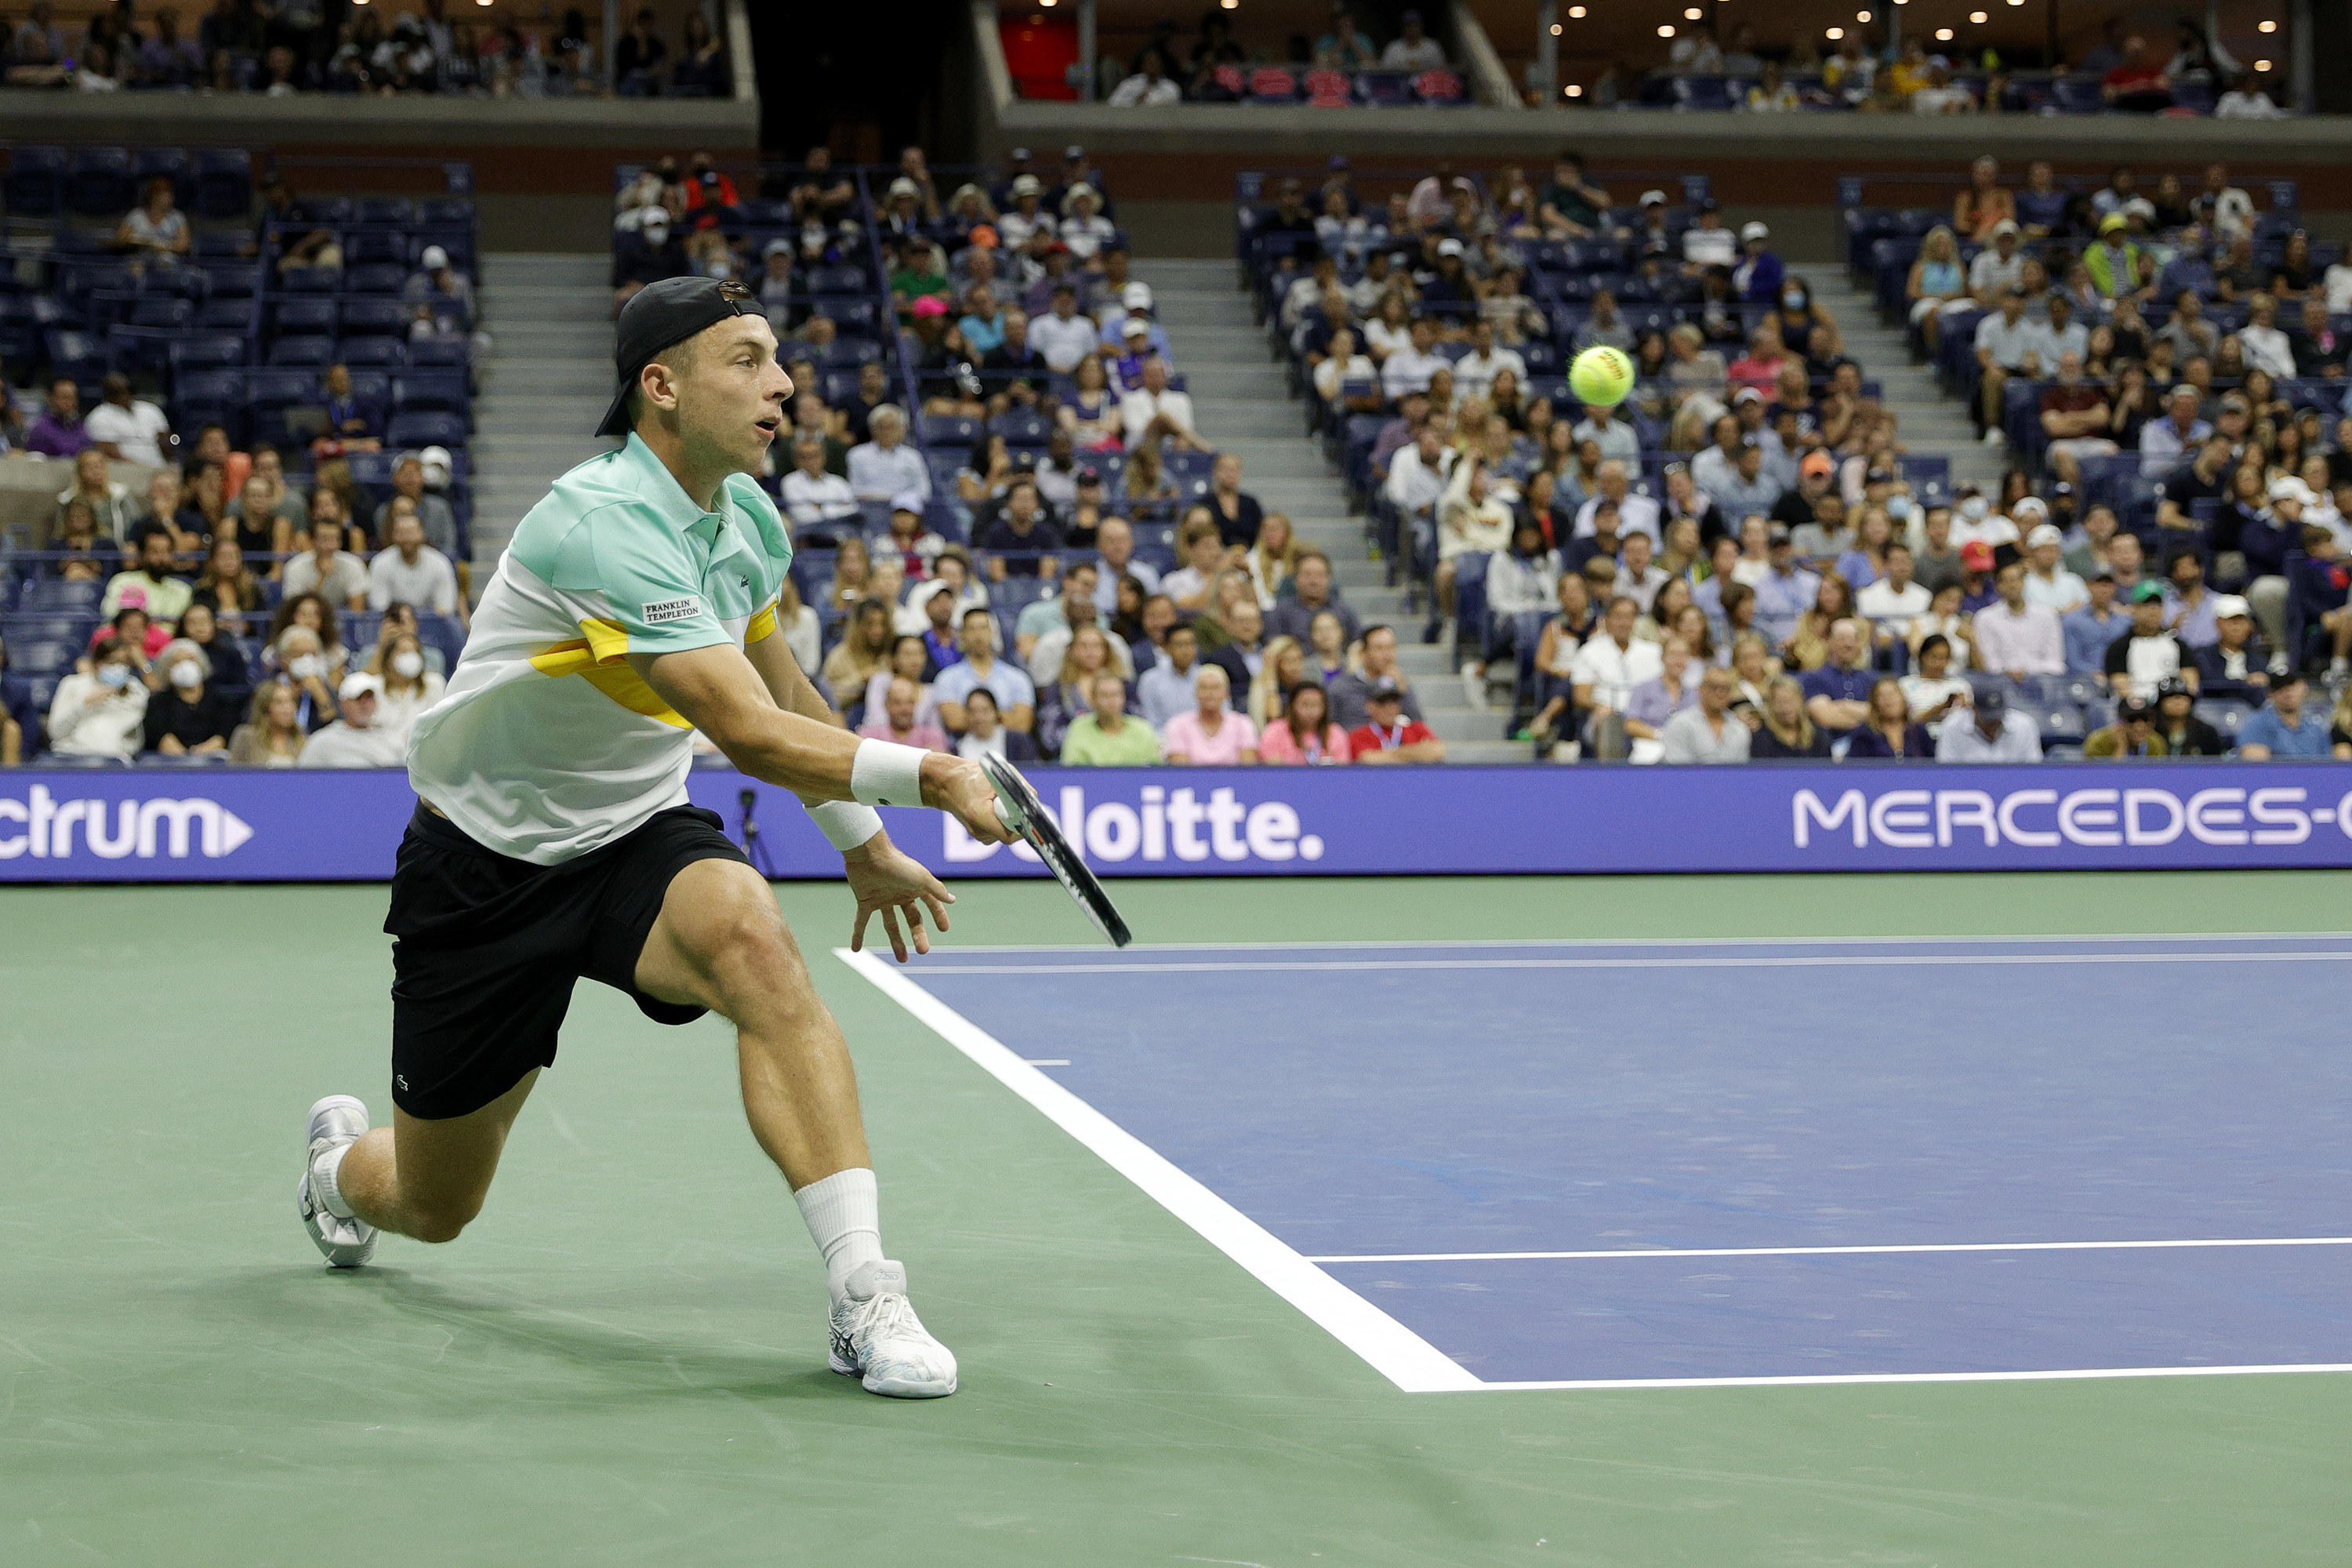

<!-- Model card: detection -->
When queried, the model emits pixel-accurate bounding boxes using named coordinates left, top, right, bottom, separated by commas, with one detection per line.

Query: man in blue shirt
left=1751, top=526, right=1820, bottom=649
left=2234, top=674, right=2333, bottom=758
left=2063, top=568, right=2133, bottom=673
left=1799, top=618, right=1875, bottom=742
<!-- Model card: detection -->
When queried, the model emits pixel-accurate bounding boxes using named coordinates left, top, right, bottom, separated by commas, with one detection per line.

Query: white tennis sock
left=312, top=1142, right=357, bottom=1220
left=794, top=1167, right=884, bottom=1303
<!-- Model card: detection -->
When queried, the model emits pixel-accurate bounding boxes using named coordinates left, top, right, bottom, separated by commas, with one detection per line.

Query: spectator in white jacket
left=45, top=634, right=149, bottom=759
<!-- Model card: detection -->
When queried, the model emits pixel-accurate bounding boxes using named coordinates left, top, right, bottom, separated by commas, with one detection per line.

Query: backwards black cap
left=595, top=275, right=756, bottom=438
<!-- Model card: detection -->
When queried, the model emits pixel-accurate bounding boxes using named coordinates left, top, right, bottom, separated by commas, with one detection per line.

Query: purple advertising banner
left=0, top=764, right=2349, bottom=882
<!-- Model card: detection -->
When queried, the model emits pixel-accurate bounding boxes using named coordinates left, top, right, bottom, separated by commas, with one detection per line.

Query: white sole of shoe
left=829, top=1354, right=958, bottom=1399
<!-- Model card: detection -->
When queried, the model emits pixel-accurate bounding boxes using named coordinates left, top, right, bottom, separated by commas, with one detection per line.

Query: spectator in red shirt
left=681, top=151, right=740, bottom=225
left=1348, top=677, right=1446, bottom=764
left=2102, top=36, right=2173, bottom=112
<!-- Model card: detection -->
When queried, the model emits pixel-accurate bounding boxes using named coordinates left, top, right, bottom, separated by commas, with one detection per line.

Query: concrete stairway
left=1792, top=263, right=2005, bottom=498
left=467, top=252, right=619, bottom=569
left=1149, top=257, right=1526, bottom=762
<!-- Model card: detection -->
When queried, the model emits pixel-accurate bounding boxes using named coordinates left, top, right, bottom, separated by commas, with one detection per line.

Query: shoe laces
left=848, top=1289, right=922, bottom=1348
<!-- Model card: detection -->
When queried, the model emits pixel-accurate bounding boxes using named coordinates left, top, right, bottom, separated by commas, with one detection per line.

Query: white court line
left=911, top=951, right=2352, bottom=975
left=837, top=949, right=1480, bottom=1394
left=1023, top=1058, right=1072, bottom=1067
left=1477, top=1363, right=2352, bottom=1392
left=844, top=946, right=2352, bottom=1395
left=924, top=931, right=2352, bottom=955
left=1310, top=1237, right=2352, bottom=1263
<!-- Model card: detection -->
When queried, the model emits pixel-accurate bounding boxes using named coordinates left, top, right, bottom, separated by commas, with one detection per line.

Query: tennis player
left=296, top=277, right=1014, bottom=1399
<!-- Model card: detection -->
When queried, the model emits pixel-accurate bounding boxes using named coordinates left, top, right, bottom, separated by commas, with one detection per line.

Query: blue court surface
left=845, top=935, right=2352, bottom=1392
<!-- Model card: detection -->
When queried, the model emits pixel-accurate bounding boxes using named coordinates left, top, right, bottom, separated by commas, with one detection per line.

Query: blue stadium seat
left=279, top=265, right=342, bottom=293
left=355, top=198, right=414, bottom=227
left=128, top=296, right=196, bottom=330
left=20, top=579, right=101, bottom=616
left=245, top=369, right=318, bottom=408
left=64, top=146, right=136, bottom=218
left=268, top=336, right=336, bottom=368
left=343, top=263, right=408, bottom=296
left=339, top=298, right=408, bottom=337
left=292, top=196, right=354, bottom=225
left=814, top=299, right=878, bottom=335
left=45, top=329, right=109, bottom=387
left=393, top=372, right=468, bottom=414
left=272, top=297, right=339, bottom=336
left=416, top=197, right=475, bottom=226
left=194, top=149, right=252, bottom=220
left=406, top=339, right=469, bottom=370
left=386, top=410, right=467, bottom=449
left=920, top=414, right=979, bottom=448
left=3, top=144, right=67, bottom=217
left=345, top=231, right=412, bottom=268
left=202, top=262, right=261, bottom=298
left=199, top=298, right=256, bottom=331
left=337, top=338, right=407, bottom=369
left=992, top=408, right=1051, bottom=448
left=821, top=337, right=882, bottom=369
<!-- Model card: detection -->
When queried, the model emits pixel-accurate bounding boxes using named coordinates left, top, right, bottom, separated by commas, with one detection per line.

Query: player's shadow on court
left=213, top=1265, right=853, bottom=1403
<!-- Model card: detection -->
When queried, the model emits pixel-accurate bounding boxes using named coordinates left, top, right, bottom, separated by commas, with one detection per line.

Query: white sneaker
left=827, top=1260, right=957, bottom=1398
left=297, top=1094, right=377, bottom=1269
left=1980, top=428, right=2005, bottom=446
left=1460, top=665, right=1488, bottom=710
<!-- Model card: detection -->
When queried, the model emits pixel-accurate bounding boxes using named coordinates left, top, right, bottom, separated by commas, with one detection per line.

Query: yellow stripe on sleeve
left=745, top=601, right=779, bottom=644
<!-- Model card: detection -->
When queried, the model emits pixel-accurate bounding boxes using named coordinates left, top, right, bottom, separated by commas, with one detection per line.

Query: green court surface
left=4, top=871, right=2348, bottom=1567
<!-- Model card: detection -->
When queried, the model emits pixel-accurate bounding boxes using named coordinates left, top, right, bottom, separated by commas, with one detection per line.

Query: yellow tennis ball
left=1568, top=345, right=1635, bottom=408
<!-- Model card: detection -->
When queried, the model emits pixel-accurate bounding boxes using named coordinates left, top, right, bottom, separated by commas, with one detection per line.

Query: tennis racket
left=981, top=752, right=1133, bottom=949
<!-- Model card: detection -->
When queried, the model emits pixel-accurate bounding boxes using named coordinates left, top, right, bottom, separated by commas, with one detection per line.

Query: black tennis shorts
left=385, top=802, right=752, bottom=1120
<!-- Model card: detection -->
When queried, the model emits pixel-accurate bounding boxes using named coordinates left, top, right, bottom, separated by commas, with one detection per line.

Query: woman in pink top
left=1160, top=664, right=1259, bottom=764
left=1258, top=681, right=1352, bottom=764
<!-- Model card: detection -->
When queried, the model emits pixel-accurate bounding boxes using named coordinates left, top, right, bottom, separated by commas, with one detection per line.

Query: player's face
left=680, top=317, right=793, bottom=474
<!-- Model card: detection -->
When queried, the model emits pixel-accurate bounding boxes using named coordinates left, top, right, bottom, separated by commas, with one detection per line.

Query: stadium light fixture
left=2255, top=56, right=2274, bottom=70
left=2257, top=18, right=2277, bottom=30
left=1657, top=24, right=1675, bottom=36
left=1856, top=9, right=1870, bottom=20
left=1935, top=27, right=1952, bottom=38
left=1549, top=22, right=1561, bottom=34
left=1684, top=7, right=1702, bottom=18
left=1968, top=8, right=1986, bottom=19
left=1567, top=5, right=1585, bottom=16
left=1565, top=83, right=1583, bottom=96
left=1825, top=26, right=1842, bottom=38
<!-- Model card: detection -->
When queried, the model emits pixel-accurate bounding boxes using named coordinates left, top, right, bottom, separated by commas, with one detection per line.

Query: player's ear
left=640, top=358, right=681, bottom=417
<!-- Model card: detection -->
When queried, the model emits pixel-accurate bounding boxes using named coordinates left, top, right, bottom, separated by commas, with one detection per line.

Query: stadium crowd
left=1097, top=7, right=1461, bottom=107
left=1584, top=14, right=2283, bottom=118
left=1241, top=150, right=2352, bottom=764
left=1, top=0, right=724, bottom=97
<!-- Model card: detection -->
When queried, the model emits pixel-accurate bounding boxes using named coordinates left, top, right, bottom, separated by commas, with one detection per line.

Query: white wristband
left=806, top=800, right=884, bottom=852
left=849, top=739, right=931, bottom=809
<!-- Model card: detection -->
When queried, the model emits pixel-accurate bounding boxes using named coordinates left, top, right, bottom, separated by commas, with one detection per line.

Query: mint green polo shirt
left=406, top=434, right=794, bottom=864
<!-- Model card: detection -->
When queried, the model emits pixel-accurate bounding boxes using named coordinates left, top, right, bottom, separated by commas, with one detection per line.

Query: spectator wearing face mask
left=296, top=672, right=408, bottom=767
left=142, top=639, right=237, bottom=755
left=368, top=630, right=446, bottom=746
left=47, top=634, right=149, bottom=760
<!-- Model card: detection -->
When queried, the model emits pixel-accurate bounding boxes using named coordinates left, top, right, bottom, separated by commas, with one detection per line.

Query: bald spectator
left=858, top=674, right=953, bottom=752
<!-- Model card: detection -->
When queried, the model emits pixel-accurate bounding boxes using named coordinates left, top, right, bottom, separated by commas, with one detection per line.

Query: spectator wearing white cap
left=2020, top=522, right=2088, bottom=615
left=1058, top=185, right=1115, bottom=261
left=997, top=174, right=1051, bottom=248
left=402, top=243, right=474, bottom=323
left=1965, top=220, right=2029, bottom=307
left=296, top=672, right=406, bottom=768
left=1098, top=281, right=1171, bottom=359
left=1733, top=222, right=1782, bottom=305
left=2192, top=594, right=2275, bottom=701
left=2241, top=474, right=2307, bottom=650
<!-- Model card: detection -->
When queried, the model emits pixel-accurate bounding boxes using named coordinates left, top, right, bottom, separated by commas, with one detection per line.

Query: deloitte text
left=1792, top=785, right=2352, bottom=852
left=942, top=782, right=1326, bottom=866
left=0, top=785, right=256, bottom=860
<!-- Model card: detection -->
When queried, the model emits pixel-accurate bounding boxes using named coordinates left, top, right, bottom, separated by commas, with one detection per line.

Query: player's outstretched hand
left=844, top=835, right=955, bottom=963
left=921, top=754, right=1021, bottom=848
